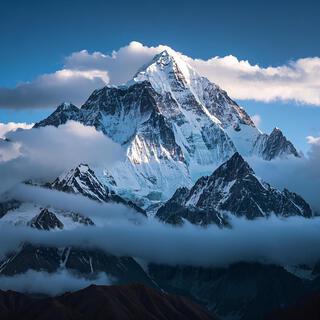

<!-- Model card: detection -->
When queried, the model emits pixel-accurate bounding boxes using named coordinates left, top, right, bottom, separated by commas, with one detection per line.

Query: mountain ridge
left=156, top=152, right=312, bottom=226
left=33, top=49, right=300, bottom=210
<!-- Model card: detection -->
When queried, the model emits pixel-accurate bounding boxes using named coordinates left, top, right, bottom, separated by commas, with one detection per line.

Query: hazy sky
left=1, top=0, right=320, bottom=152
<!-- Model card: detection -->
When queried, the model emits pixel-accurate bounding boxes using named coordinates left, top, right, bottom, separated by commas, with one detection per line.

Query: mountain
left=0, top=284, right=216, bottom=320
left=34, top=49, right=299, bottom=210
left=156, top=152, right=312, bottom=226
left=29, top=208, right=64, bottom=230
left=252, top=127, right=300, bottom=160
left=33, top=102, right=81, bottom=128
left=49, top=164, right=146, bottom=215
left=149, top=262, right=311, bottom=320
left=0, top=244, right=155, bottom=287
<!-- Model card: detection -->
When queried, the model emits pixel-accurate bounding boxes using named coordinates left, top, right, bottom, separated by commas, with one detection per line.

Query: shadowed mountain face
left=0, top=284, right=216, bottom=320
left=156, top=152, right=312, bottom=226
left=149, top=262, right=316, bottom=320
left=156, top=153, right=312, bottom=226
left=0, top=244, right=154, bottom=287
left=29, top=208, right=64, bottom=230
left=49, top=163, right=146, bottom=215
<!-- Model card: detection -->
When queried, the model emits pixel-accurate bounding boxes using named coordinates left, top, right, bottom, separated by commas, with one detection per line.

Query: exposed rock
left=29, top=208, right=64, bottom=230
left=156, top=152, right=312, bottom=226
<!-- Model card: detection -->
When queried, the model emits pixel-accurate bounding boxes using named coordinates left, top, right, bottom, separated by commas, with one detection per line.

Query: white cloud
left=0, top=41, right=320, bottom=108
left=3, top=41, right=320, bottom=108
left=0, top=69, right=108, bottom=108
left=251, top=114, right=262, bottom=128
left=307, top=135, right=320, bottom=145
left=0, top=121, right=124, bottom=193
left=188, top=55, right=320, bottom=105
left=0, top=122, right=33, bottom=138
left=64, top=41, right=320, bottom=106
left=1, top=210, right=320, bottom=268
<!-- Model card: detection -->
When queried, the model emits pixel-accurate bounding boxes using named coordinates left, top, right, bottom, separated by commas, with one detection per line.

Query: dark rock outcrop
left=156, top=152, right=312, bottom=226
left=29, top=208, right=64, bottom=230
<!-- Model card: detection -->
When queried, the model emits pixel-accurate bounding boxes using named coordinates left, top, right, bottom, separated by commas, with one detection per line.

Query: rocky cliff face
left=156, top=152, right=312, bottom=226
left=49, top=164, right=146, bottom=215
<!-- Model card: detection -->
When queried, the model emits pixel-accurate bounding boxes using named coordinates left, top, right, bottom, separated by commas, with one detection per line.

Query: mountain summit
left=34, top=49, right=300, bottom=210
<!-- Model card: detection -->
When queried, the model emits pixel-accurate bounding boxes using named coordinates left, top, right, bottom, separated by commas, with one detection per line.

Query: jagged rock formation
left=29, top=208, right=64, bottom=230
left=156, top=152, right=312, bottom=226
left=252, top=127, right=300, bottom=160
left=33, top=102, right=80, bottom=128
left=49, top=164, right=146, bottom=215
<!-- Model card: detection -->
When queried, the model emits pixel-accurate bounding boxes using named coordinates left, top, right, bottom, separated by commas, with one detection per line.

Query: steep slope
left=33, top=102, right=81, bottom=128
left=0, top=284, right=216, bottom=320
left=34, top=50, right=299, bottom=209
left=49, top=164, right=146, bottom=215
left=29, top=208, right=64, bottom=230
left=252, top=127, right=300, bottom=160
left=156, top=152, right=312, bottom=226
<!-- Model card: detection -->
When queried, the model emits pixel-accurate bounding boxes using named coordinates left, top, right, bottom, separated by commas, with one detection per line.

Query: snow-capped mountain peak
left=132, top=49, right=200, bottom=94
left=156, top=152, right=312, bottom=226
left=50, top=164, right=146, bottom=214
left=34, top=49, right=301, bottom=211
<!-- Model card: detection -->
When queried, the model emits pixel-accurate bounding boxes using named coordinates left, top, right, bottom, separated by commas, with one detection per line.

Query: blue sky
left=1, top=0, right=320, bottom=152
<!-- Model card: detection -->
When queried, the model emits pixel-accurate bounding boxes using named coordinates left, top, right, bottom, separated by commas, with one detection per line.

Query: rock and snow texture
left=156, top=152, right=312, bottom=226
left=50, top=164, right=146, bottom=215
left=29, top=208, right=64, bottom=230
left=252, top=127, right=300, bottom=160
left=51, top=164, right=112, bottom=203
left=34, top=50, right=300, bottom=209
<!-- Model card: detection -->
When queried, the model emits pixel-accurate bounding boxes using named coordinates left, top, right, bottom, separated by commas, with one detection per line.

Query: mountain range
left=0, top=48, right=316, bottom=320
left=34, top=49, right=300, bottom=210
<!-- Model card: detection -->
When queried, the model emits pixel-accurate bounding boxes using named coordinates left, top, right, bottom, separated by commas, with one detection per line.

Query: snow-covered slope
left=49, top=164, right=146, bottom=215
left=34, top=49, right=300, bottom=210
left=156, top=152, right=312, bottom=226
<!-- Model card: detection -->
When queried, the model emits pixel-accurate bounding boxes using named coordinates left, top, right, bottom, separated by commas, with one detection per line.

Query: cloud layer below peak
left=1, top=41, right=320, bottom=109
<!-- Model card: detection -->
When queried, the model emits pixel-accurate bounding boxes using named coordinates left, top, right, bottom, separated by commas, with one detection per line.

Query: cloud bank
left=1, top=211, right=320, bottom=269
left=1, top=41, right=320, bottom=108
left=0, top=121, right=124, bottom=194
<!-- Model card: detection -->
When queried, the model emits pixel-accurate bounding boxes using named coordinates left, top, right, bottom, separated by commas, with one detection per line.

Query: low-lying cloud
left=6, top=184, right=146, bottom=224
left=1, top=212, right=320, bottom=269
left=0, top=270, right=111, bottom=296
left=1, top=41, right=320, bottom=108
left=0, top=121, right=124, bottom=194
